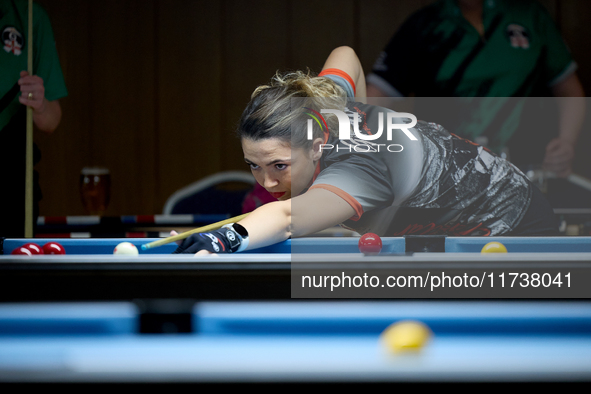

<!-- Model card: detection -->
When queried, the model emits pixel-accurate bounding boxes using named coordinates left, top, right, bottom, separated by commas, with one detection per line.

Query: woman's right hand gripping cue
left=171, top=223, right=249, bottom=255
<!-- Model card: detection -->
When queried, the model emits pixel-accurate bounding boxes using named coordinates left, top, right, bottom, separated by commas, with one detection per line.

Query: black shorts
left=509, top=184, right=558, bottom=236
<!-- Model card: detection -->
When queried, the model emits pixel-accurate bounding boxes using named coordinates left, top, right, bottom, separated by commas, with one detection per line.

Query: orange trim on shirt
left=312, top=160, right=322, bottom=183
left=319, top=68, right=356, bottom=95
left=309, top=184, right=364, bottom=221
left=311, top=129, right=329, bottom=184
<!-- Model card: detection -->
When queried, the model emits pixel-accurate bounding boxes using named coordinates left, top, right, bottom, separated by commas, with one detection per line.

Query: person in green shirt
left=366, top=0, right=585, bottom=177
left=0, top=0, right=68, bottom=237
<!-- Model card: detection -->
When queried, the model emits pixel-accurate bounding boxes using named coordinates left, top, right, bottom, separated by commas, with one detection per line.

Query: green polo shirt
left=368, top=0, right=575, bottom=152
left=0, top=1, right=67, bottom=237
left=0, top=0, right=68, bottom=131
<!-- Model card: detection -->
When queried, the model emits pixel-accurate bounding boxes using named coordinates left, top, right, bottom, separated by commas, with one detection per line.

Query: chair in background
left=163, top=171, right=256, bottom=217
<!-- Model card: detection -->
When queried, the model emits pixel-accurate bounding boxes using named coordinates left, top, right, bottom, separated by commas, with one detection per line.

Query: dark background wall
left=33, top=0, right=591, bottom=216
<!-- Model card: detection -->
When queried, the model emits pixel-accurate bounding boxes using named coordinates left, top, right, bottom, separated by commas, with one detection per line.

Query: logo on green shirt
left=506, top=24, right=530, bottom=49
left=2, top=26, right=23, bottom=55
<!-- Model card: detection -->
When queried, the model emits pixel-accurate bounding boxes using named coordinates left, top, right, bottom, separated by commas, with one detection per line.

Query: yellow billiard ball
left=481, top=241, right=508, bottom=254
left=380, top=320, right=431, bottom=353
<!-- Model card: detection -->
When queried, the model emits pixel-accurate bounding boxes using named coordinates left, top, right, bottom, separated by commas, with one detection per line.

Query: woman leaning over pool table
left=173, top=46, right=557, bottom=255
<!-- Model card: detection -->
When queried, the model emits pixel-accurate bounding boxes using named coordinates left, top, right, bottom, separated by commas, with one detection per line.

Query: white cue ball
left=113, top=242, right=139, bottom=255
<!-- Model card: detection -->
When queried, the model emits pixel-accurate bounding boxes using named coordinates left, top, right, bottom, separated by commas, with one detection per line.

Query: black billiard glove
left=172, top=223, right=249, bottom=254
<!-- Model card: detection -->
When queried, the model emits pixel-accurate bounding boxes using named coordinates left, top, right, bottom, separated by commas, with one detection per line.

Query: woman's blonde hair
left=237, top=70, right=348, bottom=148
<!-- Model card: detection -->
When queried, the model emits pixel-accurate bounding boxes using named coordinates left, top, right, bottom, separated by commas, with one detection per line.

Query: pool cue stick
left=140, top=213, right=250, bottom=250
left=24, top=0, right=34, bottom=238
left=567, top=174, right=591, bottom=193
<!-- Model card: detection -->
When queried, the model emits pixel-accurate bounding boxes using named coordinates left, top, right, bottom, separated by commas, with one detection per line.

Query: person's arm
left=544, top=73, right=586, bottom=177
left=240, top=188, right=355, bottom=247
left=18, top=71, right=62, bottom=133
left=174, top=189, right=356, bottom=255
left=321, top=46, right=367, bottom=101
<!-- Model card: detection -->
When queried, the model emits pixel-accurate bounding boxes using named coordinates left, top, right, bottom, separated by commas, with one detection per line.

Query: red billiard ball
left=11, top=247, right=33, bottom=256
left=358, top=233, right=382, bottom=255
left=42, top=242, right=66, bottom=255
left=22, top=243, right=44, bottom=255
